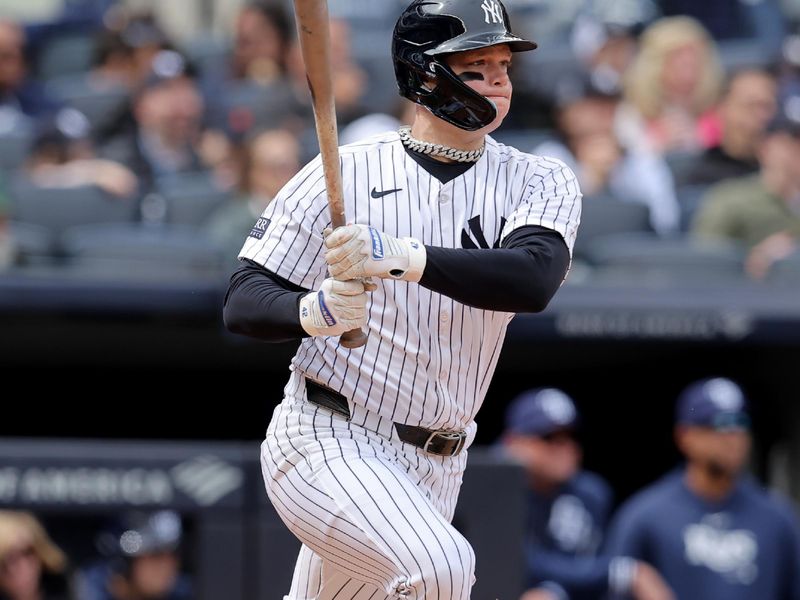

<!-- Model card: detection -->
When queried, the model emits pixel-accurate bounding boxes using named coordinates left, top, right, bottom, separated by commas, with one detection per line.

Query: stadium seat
left=8, top=181, right=137, bottom=235
left=664, top=150, right=703, bottom=185
left=213, top=80, right=297, bottom=133
left=35, top=32, right=95, bottom=81
left=0, top=132, right=33, bottom=174
left=766, top=251, right=800, bottom=287
left=7, top=221, right=57, bottom=266
left=0, top=110, right=34, bottom=174
left=676, top=184, right=712, bottom=232
left=585, top=232, right=747, bottom=286
left=180, top=33, right=230, bottom=77
left=154, top=172, right=233, bottom=227
left=572, top=195, right=653, bottom=261
left=355, top=53, right=404, bottom=116
left=717, top=38, right=776, bottom=71
left=60, top=223, right=225, bottom=282
left=45, top=75, right=130, bottom=134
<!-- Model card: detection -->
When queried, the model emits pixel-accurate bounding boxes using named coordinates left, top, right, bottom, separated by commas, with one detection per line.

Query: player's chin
left=480, top=99, right=510, bottom=134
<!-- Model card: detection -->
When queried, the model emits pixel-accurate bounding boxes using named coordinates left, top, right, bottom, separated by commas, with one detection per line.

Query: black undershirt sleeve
left=222, top=259, right=309, bottom=343
left=222, top=225, right=570, bottom=342
left=419, top=225, right=570, bottom=313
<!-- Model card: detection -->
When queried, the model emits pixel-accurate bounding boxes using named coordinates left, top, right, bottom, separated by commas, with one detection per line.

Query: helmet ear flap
left=424, top=61, right=498, bottom=131
left=394, top=57, right=499, bottom=131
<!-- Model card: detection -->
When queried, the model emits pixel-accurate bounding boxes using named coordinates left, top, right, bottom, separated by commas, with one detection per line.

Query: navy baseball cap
left=97, top=510, right=183, bottom=559
left=505, top=388, right=579, bottom=437
left=676, top=377, right=750, bottom=430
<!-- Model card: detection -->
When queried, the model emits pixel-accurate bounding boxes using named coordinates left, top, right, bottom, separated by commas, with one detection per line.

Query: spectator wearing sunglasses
left=501, top=388, right=673, bottom=600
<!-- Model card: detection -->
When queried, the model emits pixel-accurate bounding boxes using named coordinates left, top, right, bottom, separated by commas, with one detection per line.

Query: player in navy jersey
left=605, top=377, right=800, bottom=600
left=223, top=1, right=581, bottom=598
left=500, top=388, right=673, bottom=600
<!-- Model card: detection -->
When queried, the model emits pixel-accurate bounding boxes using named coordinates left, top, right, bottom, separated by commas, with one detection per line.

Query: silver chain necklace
left=398, top=126, right=484, bottom=163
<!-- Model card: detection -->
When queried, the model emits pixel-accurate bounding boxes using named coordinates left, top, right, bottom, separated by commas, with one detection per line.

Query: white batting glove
left=299, top=278, right=370, bottom=337
left=324, top=224, right=427, bottom=282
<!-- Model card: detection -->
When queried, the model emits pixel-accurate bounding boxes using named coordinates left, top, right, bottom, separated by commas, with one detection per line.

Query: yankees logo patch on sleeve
left=249, top=217, right=271, bottom=240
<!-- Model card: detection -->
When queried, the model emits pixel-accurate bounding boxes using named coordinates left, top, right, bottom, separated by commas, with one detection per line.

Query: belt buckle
left=423, top=430, right=467, bottom=456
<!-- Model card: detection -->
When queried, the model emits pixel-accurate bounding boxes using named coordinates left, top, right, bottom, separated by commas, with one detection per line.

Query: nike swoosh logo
left=371, top=187, right=403, bottom=199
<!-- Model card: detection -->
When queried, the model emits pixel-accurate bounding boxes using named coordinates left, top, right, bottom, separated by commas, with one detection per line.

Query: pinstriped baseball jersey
left=239, top=130, right=581, bottom=433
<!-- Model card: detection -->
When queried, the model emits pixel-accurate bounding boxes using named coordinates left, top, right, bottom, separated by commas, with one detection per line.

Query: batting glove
left=299, top=278, right=371, bottom=337
left=324, top=224, right=427, bottom=282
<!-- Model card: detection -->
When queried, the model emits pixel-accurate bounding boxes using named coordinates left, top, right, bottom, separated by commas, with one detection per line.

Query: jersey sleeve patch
left=248, top=217, right=271, bottom=240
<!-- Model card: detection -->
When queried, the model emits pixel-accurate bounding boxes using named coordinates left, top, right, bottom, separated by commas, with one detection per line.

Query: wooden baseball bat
left=293, top=0, right=368, bottom=349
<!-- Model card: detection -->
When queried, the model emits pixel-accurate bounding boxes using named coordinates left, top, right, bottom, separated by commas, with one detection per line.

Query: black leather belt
left=304, top=378, right=467, bottom=457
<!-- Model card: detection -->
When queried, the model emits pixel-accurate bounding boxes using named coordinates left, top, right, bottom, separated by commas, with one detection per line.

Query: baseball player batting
left=223, top=1, right=582, bottom=598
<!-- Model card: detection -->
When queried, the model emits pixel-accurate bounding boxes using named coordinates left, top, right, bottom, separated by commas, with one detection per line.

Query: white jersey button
left=440, top=312, right=450, bottom=323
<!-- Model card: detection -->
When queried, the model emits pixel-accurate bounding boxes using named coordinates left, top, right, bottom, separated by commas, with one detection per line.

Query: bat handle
left=340, top=328, right=368, bottom=348
left=328, top=216, right=368, bottom=349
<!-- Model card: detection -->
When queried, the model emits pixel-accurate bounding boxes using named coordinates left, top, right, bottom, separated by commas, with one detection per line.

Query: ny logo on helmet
left=481, top=0, right=503, bottom=24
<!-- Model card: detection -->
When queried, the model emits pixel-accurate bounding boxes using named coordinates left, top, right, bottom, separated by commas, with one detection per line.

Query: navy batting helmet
left=392, top=0, right=537, bottom=131
left=96, top=510, right=183, bottom=575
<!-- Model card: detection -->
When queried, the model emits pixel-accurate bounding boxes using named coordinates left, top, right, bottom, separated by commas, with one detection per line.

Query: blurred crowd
left=0, top=508, right=191, bottom=600
left=0, top=0, right=799, bottom=284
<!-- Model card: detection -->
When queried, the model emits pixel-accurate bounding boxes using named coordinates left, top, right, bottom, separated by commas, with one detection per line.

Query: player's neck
left=684, top=460, right=737, bottom=503
left=410, top=112, right=485, bottom=162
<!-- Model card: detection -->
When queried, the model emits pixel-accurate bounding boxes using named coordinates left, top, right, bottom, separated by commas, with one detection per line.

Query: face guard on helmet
left=392, top=0, right=537, bottom=131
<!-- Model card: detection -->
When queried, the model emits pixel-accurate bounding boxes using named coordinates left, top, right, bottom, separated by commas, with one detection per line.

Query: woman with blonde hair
left=0, top=511, right=71, bottom=600
left=616, top=16, right=725, bottom=155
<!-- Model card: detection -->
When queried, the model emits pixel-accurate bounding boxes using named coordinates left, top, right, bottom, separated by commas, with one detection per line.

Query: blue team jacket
left=604, top=469, right=800, bottom=600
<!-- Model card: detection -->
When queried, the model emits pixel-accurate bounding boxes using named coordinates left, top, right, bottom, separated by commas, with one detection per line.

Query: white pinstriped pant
left=260, top=369, right=478, bottom=600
